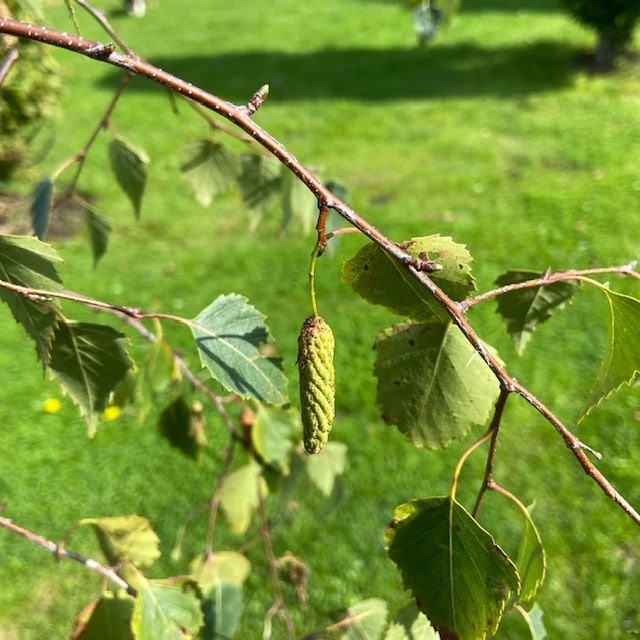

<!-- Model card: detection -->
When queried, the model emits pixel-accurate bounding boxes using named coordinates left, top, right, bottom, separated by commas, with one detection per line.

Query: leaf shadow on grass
left=98, top=40, right=580, bottom=102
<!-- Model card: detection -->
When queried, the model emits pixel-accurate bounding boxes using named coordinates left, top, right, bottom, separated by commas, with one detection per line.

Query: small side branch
left=0, top=515, right=135, bottom=595
left=0, top=46, right=18, bottom=85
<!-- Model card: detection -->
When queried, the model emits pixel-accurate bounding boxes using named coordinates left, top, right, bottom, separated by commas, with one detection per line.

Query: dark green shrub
left=0, top=0, right=62, bottom=184
left=560, top=0, right=640, bottom=67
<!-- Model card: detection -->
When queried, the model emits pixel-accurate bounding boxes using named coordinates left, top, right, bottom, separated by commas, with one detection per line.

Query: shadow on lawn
left=99, top=40, right=578, bottom=102
left=360, top=0, right=560, bottom=10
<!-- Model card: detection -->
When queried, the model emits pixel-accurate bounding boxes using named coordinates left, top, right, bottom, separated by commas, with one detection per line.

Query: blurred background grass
left=1, top=0, right=640, bottom=637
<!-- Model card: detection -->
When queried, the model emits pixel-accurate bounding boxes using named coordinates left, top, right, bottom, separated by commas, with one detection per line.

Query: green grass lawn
left=1, top=0, right=640, bottom=637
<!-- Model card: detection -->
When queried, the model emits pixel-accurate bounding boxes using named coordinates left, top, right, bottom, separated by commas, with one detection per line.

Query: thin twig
left=74, top=0, right=135, bottom=55
left=0, top=46, right=18, bottom=84
left=461, top=263, right=639, bottom=311
left=0, top=515, right=135, bottom=596
left=472, top=389, right=509, bottom=517
left=257, top=483, right=296, bottom=640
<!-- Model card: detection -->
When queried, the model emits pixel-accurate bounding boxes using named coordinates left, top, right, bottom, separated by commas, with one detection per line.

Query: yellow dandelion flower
left=102, top=406, right=121, bottom=422
left=42, top=398, right=61, bottom=413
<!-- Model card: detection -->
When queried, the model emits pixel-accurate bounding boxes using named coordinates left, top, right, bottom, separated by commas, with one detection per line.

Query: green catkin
left=297, top=315, right=335, bottom=454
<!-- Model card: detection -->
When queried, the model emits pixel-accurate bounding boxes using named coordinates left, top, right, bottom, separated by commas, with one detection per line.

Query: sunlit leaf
left=342, top=236, right=475, bottom=323
left=0, top=234, right=62, bottom=364
left=190, top=294, right=288, bottom=406
left=219, top=462, right=265, bottom=535
left=494, top=270, right=580, bottom=354
left=132, top=579, right=203, bottom=640
left=70, top=595, right=135, bottom=640
left=81, top=515, right=161, bottom=568
left=238, top=153, right=282, bottom=227
left=30, top=177, right=53, bottom=239
left=385, top=602, right=440, bottom=640
left=305, top=440, right=348, bottom=496
left=580, top=289, right=640, bottom=420
left=48, top=321, right=133, bottom=436
left=251, top=406, right=301, bottom=474
left=374, top=321, right=499, bottom=449
left=190, top=551, right=251, bottom=593
left=386, top=497, right=520, bottom=640
left=341, top=598, right=388, bottom=640
left=515, top=504, right=546, bottom=609
left=85, top=209, right=112, bottom=267
left=108, top=137, right=149, bottom=218
left=180, top=139, right=241, bottom=207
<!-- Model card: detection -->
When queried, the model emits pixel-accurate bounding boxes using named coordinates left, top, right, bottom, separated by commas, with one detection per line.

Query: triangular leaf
left=342, top=598, right=388, bottom=640
left=190, top=294, right=288, bottom=405
left=515, top=505, right=546, bottom=609
left=159, top=396, right=207, bottom=462
left=180, top=139, right=241, bottom=207
left=200, top=582, right=243, bottom=640
left=237, top=153, right=282, bottom=227
left=108, top=137, right=149, bottom=218
left=386, top=497, right=520, bottom=640
left=519, top=603, right=547, bottom=640
left=71, top=595, right=135, bottom=640
left=0, top=234, right=62, bottom=364
left=219, top=463, right=264, bottom=535
left=305, top=440, right=348, bottom=496
left=374, top=321, right=500, bottom=449
left=342, top=236, right=475, bottom=323
left=190, top=551, right=251, bottom=593
left=494, top=270, right=580, bottom=354
left=85, top=209, right=112, bottom=267
left=280, top=169, right=317, bottom=234
left=81, top=515, right=161, bottom=568
left=385, top=602, right=440, bottom=640
left=580, top=289, right=640, bottom=420
left=48, top=321, right=133, bottom=436
left=251, top=406, right=301, bottom=474
left=30, top=177, right=53, bottom=239
left=132, top=579, right=203, bottom=640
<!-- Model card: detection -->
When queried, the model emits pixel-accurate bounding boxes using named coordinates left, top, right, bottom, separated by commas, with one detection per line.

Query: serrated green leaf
left=190, top=551, right=251, bottom=594
left=108, top=137, right=149, bottom=218
left=159, top=396, right=206, bottom=462
left=374, top=321, right=500, bottom=449
left=219, top=463, right=264, bottom=535
left=200, top=582, right=242, bottom=640
left=494, top=270, right=580, bottom=354
left=48, top=321, right=133, bottom=436
left=238, top=153, right=282, bottom=228
left=132, top=580, right=203, bottom=640
left=305, top=440, right=348, bottom=496
left=516, top=505, right=546, bottom=609
left=0, top=234, right=62, bottom=364
left=81, top=515, right=161, bottom=569
left=180, top=139, right=241, bottom=207
left=385, top=602, right=440, bottom=640
left=190, top=294, right=288, bottom=406
left=85, top=209, right=112, bottom=267
left=30, top=177, right=53, bottom=239
left=280, top=169, right=317, bottom=234
left=386, top=497, right=520, bottom=640
left=343, top=236, right=475, bottom=323
left=251, top=406, right=301, bottom=474
left=580, top=290, right=640, bottom=421
left=342, top=598, right=388, bottom=640
left=71, top=595, right=135, bottom=640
